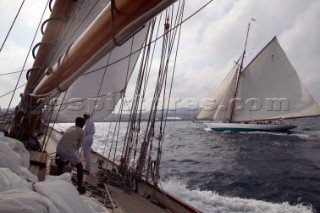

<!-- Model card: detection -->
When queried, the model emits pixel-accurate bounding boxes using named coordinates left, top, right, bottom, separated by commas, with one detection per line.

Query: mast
left=33, top=0, right=177, bottom=96
left=228, top=22, right=250, bottom=123
left=12, top=0, right=177, bottom=141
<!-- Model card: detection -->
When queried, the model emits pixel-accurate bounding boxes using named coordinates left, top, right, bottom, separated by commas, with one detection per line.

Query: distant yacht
left=196, top=24, right=320, bottom=132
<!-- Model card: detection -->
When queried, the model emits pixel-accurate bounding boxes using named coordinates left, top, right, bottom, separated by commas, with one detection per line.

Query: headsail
left=233, top=37, right=320, bottom=122
left=196, top=60, right=239, bottom=121
left=196, top=37, right=320, bottom=123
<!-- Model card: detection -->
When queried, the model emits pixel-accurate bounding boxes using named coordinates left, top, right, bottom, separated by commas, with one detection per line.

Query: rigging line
left=163, top=14, right=183, bottom=135
left=29, top=0, right=99, bottom=92
left=42, top=93, right=63, bottom=151
left=142, top=16, right=166, bottom=136
left=0, top=0, right=25, bottom=52
left=149, top=1, right=185, bottom=180
left=125, top=19, right=159, bottom=168
left=145, top=15, right=171, bottom=179
left=42, top=90, right=68, bottom=151
left=110, top=96, right=125, bottom=163
left=146, top=38, right=171, bottom=179
left=91, top=38, right=113, bottom=116
left=28, top=0, right=80, bottom=91
left=81, top=0, right=214, bottom=77
left=139, top=26, right=171, bottom=177
left=2, top=0, right=50, bottom=122
left=49, top=89, right=124, bottom=108
left=93, top=24, right=139, bottom=150
left=122, top=20, right=156, bottom=159
left=110, top=35, right=136, bottom=162
left=158, top=0, right=185, bottom=172
left=110, top=0, right=122, bottom=46
left=91, top=42, right=119, bottom=166
left=0, top=83, right=26, bottom=99
left=105, top=98, right=125, bottom=169
left=0, top=69, right=28, bottom=76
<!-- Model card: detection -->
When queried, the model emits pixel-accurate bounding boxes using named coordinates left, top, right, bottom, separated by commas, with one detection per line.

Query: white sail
left=233, top=37, right=320, bottom=122
left=196, top=62, right=238, bottom=121
left=39, top=0, right=149, bottom=122
left=197, top=37, right=320, bottom=124
left=50, top=30, right=148, bottom=122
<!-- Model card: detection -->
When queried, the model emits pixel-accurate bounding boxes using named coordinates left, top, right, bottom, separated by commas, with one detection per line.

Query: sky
left=0, top=0, right=319, bottom=111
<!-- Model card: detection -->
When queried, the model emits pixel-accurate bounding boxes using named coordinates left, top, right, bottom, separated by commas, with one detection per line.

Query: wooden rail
left=29, top=151, right=48, bottom=181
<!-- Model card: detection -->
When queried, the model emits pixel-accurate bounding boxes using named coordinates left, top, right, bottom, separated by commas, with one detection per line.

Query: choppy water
left=56, top=117, right=320, bottom=212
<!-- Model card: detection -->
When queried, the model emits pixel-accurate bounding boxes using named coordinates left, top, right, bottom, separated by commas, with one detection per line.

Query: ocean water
left=56, top=117, right=320, bottom=212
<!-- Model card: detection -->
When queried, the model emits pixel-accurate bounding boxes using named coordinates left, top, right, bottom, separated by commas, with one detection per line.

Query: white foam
left=160, top=177, right=314, bottom=213
left=204, top=127, right=213, bottom=132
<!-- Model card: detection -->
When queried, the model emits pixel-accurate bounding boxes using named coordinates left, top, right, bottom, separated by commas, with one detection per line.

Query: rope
left=42, top=91, right=68, bottom=152
left=0, top=0, right=25, bottom=52
left=123, top=18, right=160, bottom=169
left=28, top=0, right=99, bottom=92
left=81, top=0, right=215, bottom=77
left=0, top=69, right=28, bottom=77
left=2, top=0, right=50, bottom=127
left=0, top=84, right=26, bottom=99
left=155, top=0, right=185, bottom=177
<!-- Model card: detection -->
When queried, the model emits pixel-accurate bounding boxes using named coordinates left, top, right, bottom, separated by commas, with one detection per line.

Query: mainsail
left=17, top=0, right=177, bottom=126
left=30, top=0, right=149, bottom=122
left=196, top=37, right=320, bottom=123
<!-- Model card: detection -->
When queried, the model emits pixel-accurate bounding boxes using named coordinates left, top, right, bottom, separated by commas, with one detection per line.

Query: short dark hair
left=75, top=117, right=85, bottom=128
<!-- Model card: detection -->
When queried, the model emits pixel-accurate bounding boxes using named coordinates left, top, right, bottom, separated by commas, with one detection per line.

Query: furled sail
left=197, top=37, right=320, bottom=123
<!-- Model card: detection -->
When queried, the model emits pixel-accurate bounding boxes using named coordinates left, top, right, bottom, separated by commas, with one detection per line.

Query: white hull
left=204, top=122, right=296, bottom=132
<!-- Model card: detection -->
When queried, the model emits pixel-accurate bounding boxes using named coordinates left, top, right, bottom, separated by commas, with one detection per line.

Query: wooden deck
left=34, top=131, right=201, bottom=213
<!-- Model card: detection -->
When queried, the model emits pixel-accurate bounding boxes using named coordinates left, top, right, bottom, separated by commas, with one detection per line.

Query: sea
left=56, top=117, right=320, bottom=213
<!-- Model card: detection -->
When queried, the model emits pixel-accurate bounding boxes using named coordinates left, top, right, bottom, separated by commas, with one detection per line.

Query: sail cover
left=41, top=0, right=150, bottom=122
left=197, top=37, right=320, bottom=122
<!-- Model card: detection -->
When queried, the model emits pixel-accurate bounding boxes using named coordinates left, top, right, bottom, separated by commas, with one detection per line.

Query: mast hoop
left=32, top=42, right=55, bottom=59
left=26, top=67, right=41, bottom=80
left=49, top=0, right=54, bottom=11
left=41, top=17, right=64, bottom=34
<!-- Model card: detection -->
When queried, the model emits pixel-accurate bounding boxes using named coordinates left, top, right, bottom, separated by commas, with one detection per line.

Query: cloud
left=0, top=0, right=48, bottom=108
left=171, top=0, right=320, bottom=105
left=0, top=0, right=319, bottom=110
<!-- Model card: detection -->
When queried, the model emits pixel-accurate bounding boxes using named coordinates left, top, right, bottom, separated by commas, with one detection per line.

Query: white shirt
left=84, top=118, right=95, bottom=137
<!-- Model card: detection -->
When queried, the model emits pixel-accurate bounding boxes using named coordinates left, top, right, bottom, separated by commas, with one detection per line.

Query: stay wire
left=0, top=0, right=25, bottom=52
left=157, top=0, right=185, bottom=181
left=127, top=19, right=160, bottom=170
left=122, top=19, right=158, bottom=166
left=2, top=0, right=50, bottom=125
left=28, top=0, right=99, bottom=92
left=110, top=36, right=136, bottom=164
left=81, top=0, right=214, bottom=77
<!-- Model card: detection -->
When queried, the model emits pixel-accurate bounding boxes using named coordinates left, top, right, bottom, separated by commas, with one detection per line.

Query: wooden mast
left=10, top=0, right=77, bottom=140
left=14, top=0, right=177, bottom=141
left=228, top=22, right=250, bottom=123
left=33, top=0, right=177, bottom=96
left=25, top=0, right=77, bottom=93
